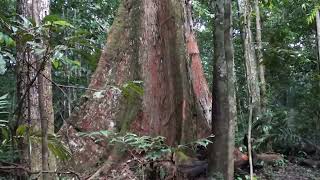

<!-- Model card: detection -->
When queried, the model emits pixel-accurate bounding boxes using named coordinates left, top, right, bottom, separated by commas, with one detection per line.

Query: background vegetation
left=1, top=0, right=320, bottom=179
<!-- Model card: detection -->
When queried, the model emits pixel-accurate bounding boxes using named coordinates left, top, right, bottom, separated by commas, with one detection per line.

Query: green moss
left=128, top=0, right=142, bottom=80
left=116, top=89, right=142, bottom=133
left=106, top=3, right=127, bottom=58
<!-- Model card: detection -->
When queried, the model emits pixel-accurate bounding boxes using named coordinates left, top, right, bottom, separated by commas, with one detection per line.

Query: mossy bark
left=60, top=0, right=212, bottom=177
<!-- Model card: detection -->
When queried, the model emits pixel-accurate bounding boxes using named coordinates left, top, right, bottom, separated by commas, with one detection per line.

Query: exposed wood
left=256, top=153, right=283, bottom=164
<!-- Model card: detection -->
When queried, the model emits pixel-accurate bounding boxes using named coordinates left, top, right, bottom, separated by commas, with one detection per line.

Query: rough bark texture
left=242, top=0, right=261, bottom=116
left=16, top=0, right=55, bottom=175
left=38, top=60, right=56, bottom=178
left=209, top=0, right=236, bottom=179
left=254, top=0, right=267, bottom=112
left=59, top=0, right=212, bottom=178
left=16, top=0, right=41, bottom=172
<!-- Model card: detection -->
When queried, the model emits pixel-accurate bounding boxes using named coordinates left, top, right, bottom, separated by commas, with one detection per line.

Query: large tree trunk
left=16, top=0, right=55, bottom=176
left=60, top=0, right=211, bottom=178
left=209, top=0, right=236, bottom=179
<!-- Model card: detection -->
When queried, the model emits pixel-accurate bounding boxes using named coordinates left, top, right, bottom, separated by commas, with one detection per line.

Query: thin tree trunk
left=59, top=0, right=212, bottom=178
left=16, top=0, right=42, bottom=173
left=243, top=0, right=261, bottom=117
left=33, top=0, right=55, bottom=178
left=316, top=10, right=320, bottom=82
left=254, top=0, right=267, bottom=112
left=16, top=0, right=55, bottom=177
left=209, top=0, right=236, bottom=179
left=316, top=10, right=320, bottom=131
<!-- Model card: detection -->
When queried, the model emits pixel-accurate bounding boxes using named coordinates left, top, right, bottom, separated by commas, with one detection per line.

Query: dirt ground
left=255, top=162, right=320, bottom=180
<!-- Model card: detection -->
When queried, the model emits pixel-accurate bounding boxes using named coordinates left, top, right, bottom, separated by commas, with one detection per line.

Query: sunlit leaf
left=16, top=125, right=27, bottom=136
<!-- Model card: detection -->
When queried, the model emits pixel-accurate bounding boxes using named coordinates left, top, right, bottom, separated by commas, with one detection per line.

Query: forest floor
left=255, top=162, right=320, bottom=180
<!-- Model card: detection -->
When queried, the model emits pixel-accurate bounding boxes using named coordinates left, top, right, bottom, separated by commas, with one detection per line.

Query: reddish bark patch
left=129, top=110, right=150, bottom=135
left=187, top=33, right=200, bottom=55
left=188, top=33, right=212, bottom=126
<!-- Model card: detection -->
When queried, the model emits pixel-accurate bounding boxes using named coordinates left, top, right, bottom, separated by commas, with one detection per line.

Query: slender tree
left=209, top=0, right=237, bottom=179
left=244, top=0, right=261, bottom=115
left=16, top=0, right=55, bottom=177
left=316, top=10, right=320, bottom=80
left=59, top=0, right=212, bottom=178
left=254, top=0, right=267, bottom=111
left=239, top=0, right=262, bottom=176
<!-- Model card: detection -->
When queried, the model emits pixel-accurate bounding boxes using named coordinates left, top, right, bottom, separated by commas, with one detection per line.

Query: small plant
left=80, top=130, right=213, bottom=160
left=274, top=158, right=288, bottom=167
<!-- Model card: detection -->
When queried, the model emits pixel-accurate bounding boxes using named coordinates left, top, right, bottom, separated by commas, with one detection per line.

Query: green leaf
left=0, top=32, right=4, bottom=44
left=0, top=94, right=8, bottom=100
left=52, top=20, right=74, bottom=28
left=16, top=125, right=27, bottom=136
left=71, top=60, right=81, bottom=67
left=1, top=128, right=9, bottom=142
left=43, top=14, right=63, bottom=22
left=47, top=134, right=71, bottom=161
left=52, top=59, right=60, bottom=69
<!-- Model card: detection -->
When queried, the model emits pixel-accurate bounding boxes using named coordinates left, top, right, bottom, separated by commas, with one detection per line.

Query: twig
left=248, top=104, right=254, bottom=180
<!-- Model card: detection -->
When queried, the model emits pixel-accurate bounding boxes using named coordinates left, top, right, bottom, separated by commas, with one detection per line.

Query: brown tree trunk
left=242, top=0, right=261, bottom=117
left=38, top=60, right=56, bottom=179
left=316, top=10, right=320, bottom=83
left=16, top=0, right=41, bottom=173
left=254, top=0, right=267, bottom=112
left=237, top=0, right=261, bottom=120
left=209, top=0, right=236, bottom=179
left=16, top=0, right=55, bottom=177
left=59, top=0, right=212, bottom=178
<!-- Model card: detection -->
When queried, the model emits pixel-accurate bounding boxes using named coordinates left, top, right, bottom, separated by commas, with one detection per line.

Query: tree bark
left=242, top=0, right=261, bottom=117
left=59, top=0, right=212, bottom=178
left=209, top=0, right=236, bottom=179
left=16, top=0, right=41, bottom=173
left=38, top=60, right=56, bottom=179
left=16, top=0, right=55, bottom=177
left=316, top=10, right=320, bottom=82
left=254, top=0, right=267, bottom=112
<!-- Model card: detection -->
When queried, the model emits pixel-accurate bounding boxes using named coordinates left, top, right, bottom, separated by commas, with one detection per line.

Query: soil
left=254, top=162, right=320, bottom=180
